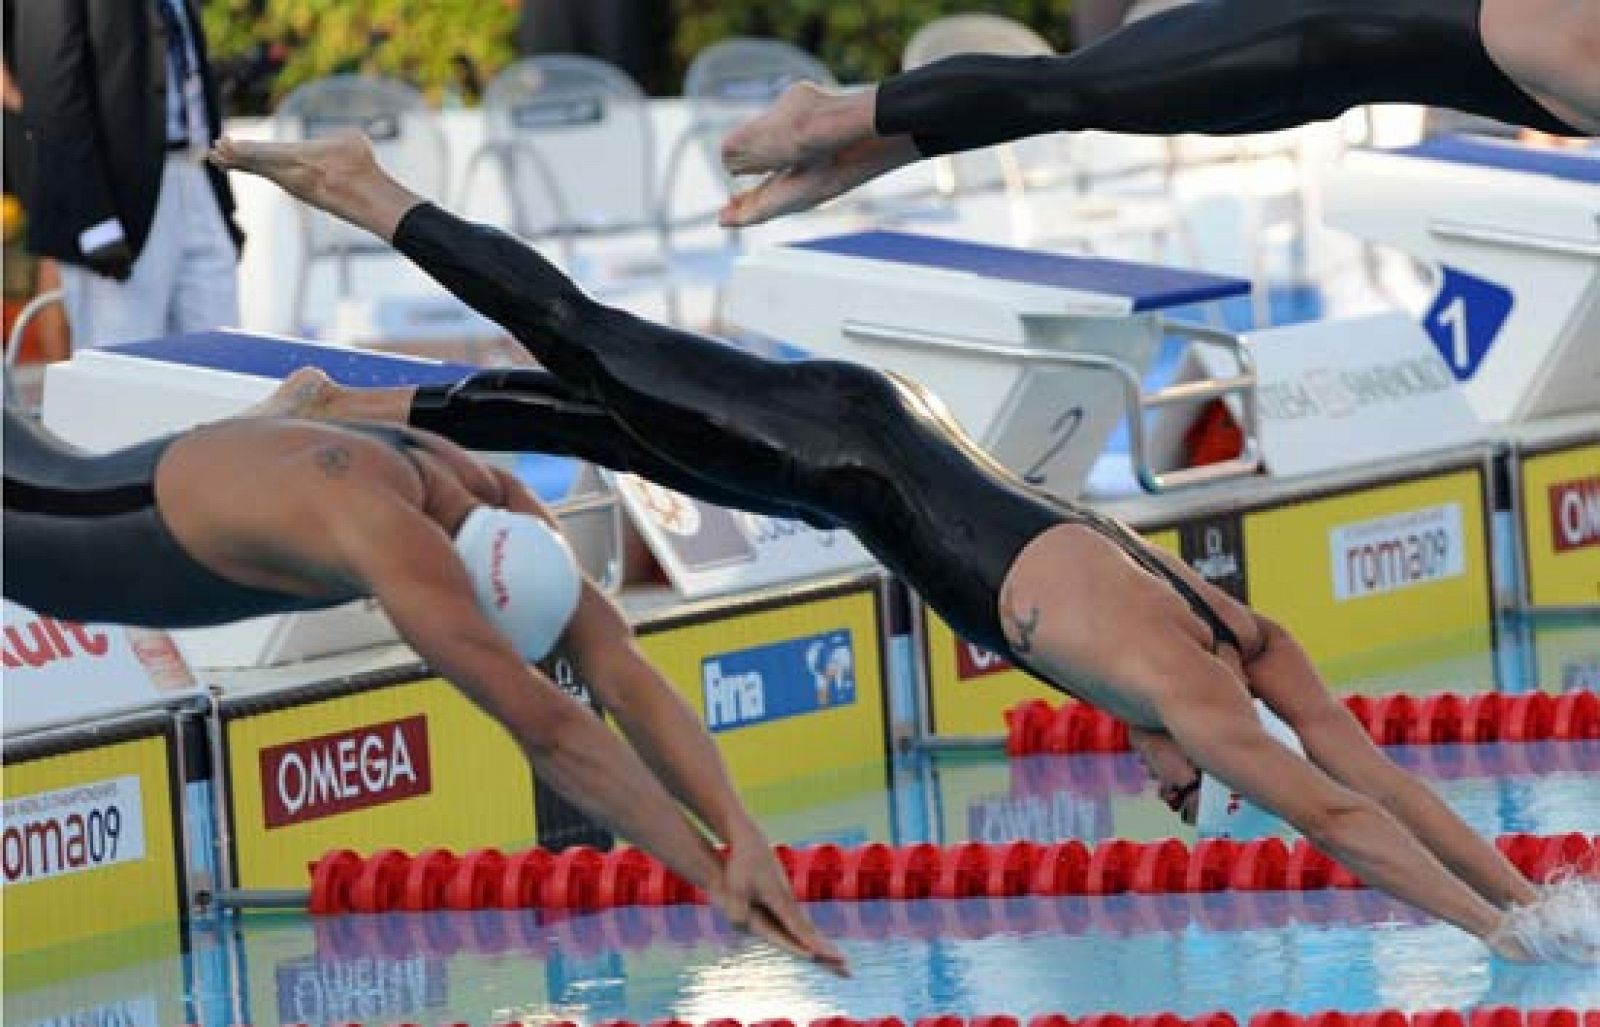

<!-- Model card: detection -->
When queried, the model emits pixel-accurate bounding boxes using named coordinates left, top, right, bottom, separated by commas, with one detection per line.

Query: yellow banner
left=1245, top=468, right=1492, bottom=679
left=922, top=529, right=1179, bottom=738
left=226, top=678, right=535, bottom=889
left=1520, top=442, right=1600, bottom=609
left=636, top=583, right=888, bottom=797
left=3, top=733, right=181, bottom=959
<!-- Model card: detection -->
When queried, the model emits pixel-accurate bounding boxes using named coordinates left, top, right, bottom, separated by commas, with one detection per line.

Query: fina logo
left=702, top=630, right=857, bottom=733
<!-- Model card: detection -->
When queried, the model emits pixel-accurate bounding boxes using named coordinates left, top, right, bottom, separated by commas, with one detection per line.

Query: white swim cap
left=453, top=506, right=581, bottom=662
left=1197, top=699, right=1306, bottom=840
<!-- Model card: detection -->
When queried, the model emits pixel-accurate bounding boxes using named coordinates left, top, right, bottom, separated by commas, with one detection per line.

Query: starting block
left=1323, top=136, right=1600, bottom=423
left=41, top=332, right=620, bottom=670
left=727, top=230, right=1261, bottom=498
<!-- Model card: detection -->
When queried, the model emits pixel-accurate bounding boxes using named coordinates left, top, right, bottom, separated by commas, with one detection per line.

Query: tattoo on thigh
left=1009, top=605, right=1042, bottom=654
left=315, top=445, right=352, bottom=478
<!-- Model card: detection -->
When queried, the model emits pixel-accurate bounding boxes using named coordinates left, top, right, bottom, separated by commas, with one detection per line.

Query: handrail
left=840, top=318, right=1261, bottom=493
left=1429, top=219, right=1600, bottom=260
left=6, top=289, right=64, bottom=368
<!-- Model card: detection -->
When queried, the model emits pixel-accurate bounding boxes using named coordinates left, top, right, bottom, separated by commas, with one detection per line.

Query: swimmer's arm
left=481, top=469, right=847, bottom=970
left=1244, top=618, right=1537, bottom=908
left=1151, top=647, right=1504, bottom=940
left=483, top=467, right=761, bottom=845
left=330, top=489, right=722, bottom=893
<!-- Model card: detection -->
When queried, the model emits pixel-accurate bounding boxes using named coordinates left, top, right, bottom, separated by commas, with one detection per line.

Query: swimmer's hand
left=1489, top=875, right=1600, bottom=964
left=711, top=823, right=850, bottom=977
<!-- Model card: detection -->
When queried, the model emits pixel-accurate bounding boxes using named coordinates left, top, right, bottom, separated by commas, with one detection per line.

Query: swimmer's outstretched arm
left=483, top=465, right=847, bottom=972
left=1241, top=616, right=1539, bottom=911
left=324, top=481, right=725, bottom=899
left=1143, top=641, right=1523, bottom=955
left=1137, top=545, right=1540, bottom=913
left=718, top=0, right=1591, bottom=226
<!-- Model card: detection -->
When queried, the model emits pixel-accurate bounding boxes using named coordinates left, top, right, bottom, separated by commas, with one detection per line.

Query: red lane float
left=250, top=1008, right=1600, bottom=1027
left=305, top=832, right=1600, bottom=914
left=1005, top=691, right=1600, bottom=757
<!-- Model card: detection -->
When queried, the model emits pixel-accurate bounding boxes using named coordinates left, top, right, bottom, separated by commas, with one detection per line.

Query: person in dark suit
left=12, top=0, right=243, bottom=348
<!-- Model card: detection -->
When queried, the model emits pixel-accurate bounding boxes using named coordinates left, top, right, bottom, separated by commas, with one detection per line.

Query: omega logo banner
left=259, top=716, right=431, bottom=829
left=225, top=678, right=536, bottom=889
left=1518, top=443, right=1600, bottom=609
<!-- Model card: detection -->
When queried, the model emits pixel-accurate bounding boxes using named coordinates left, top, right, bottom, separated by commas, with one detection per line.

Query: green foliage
left=202, top=0, right=1075, bottom=112
left=670, top=0, right=1076, bottom=83
left=201, top=0, right=517, bottom=108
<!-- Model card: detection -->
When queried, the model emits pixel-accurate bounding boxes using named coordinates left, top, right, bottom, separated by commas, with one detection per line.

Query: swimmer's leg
left=252, top=366, right=832, bottom=526
left=226, top=135, right=975, bottom=561
left=408, top=370, right=835, bottom=526
left=876, top=0, right=1581, bottom=155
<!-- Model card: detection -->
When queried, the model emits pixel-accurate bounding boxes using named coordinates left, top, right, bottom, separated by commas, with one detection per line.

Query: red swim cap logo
left=489, top=526, right=511, bottom=610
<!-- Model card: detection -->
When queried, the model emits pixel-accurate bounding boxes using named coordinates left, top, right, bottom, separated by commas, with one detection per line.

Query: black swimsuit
left=875, top=0, right=1582, bottom=158
left=394, top=203, right=1242, bottom=662
left=2, top=405, right=423, bottom=629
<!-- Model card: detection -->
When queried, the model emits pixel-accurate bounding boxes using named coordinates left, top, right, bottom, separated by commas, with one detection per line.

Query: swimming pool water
left=8, top=620, right=1599, bottom=1025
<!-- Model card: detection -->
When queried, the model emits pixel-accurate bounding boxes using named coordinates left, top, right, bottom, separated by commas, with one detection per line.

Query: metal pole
left=212, top=888, right=310, bottom=910
left=913, top=733, right=1007, bottom=752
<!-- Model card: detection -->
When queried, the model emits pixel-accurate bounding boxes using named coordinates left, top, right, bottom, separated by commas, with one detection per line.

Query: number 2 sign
left=1422, top=266, right=1514, bottom=381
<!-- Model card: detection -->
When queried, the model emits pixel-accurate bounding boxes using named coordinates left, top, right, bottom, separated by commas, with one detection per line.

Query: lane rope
left=1003, top=692, right=1600, bottom=757
left=304, top=832, right=1600, bottom=914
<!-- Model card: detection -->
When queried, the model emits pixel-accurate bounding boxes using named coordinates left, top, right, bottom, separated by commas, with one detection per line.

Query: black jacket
left=12, top=0, right=242, bottom=265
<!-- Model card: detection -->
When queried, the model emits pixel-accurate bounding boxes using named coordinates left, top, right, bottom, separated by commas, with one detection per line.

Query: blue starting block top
left=1392, top=135, right=1600, bottom=185
left=109, top=331, right=476, bottom=387
left=792, top=230, right=1250, bottom=312
left=107, top=331, right=579, bottom=500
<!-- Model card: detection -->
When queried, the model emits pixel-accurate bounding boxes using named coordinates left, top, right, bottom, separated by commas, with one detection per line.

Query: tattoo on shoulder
left=314, top=445, right=352, bottom=478
left=1009, top=605, right=1042, bottom=655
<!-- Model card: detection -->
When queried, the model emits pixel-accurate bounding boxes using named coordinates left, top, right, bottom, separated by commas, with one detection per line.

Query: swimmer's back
left=155, top=417, right=497, bottom=602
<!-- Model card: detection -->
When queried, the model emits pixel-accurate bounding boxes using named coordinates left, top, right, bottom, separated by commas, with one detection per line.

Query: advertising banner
left=2, top=726, right=184, bottom=960
left=1244, top=468, right=1492, bottom=676
left=224, top=677, right=535, bottom=889
left=1519, top=441, right=1600, bottom=609
left=3, top=601, right=196, bottom=734
left=611, top=472, right=874, bottom=599
left=635, top=578, right=889, bottom=797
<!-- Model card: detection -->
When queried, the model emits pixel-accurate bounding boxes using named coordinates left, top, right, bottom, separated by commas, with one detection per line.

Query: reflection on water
left=7, top=612, right=1598, bottom=1023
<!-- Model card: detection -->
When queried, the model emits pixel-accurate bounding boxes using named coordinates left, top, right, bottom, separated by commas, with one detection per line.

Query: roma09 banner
left=3, top=722, right=186, bottom=961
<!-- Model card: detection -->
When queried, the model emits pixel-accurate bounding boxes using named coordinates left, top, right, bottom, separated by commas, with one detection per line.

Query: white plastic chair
left=273, top=75, right=449, bottom=333
left=464, top=56, right=684, bottom=318
left=669, top=37, right=839, bottom=205
left=902, top=13, right=1190, bottom=266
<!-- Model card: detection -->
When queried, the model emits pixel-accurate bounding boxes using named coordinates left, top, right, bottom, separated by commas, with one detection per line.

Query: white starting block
left=1323, top=136, right=1600, bottom=424
left=728, top=230, right=1262, bottom=498
left=40, top=331, right=620, bottom=671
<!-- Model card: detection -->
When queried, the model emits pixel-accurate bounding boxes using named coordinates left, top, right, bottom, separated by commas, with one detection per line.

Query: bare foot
left=720, top=82, right=877, bottom=176
left=210, top=132, right=420, bottom=242
left=244, top=367, right=341, bottom=419
left=718, top=135, right=921, bottom=228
